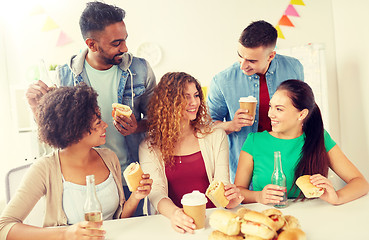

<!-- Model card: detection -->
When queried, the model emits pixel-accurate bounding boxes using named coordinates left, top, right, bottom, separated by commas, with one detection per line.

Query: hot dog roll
left=123, top=162, right=143, bottom=192
left=112, top=103, right=132, bottom=119
left=296, top=175, right=324, bottom=198
left=262, top=208, right=286, bottom=231
left=277, top=228, right=306, bottom=240
left=209, top=210, right=241, bottom=236
left=241, top=211, right=277, bottom=239
left=206, top=180, right=229, bottom=208
left=208, top=230, right=244, bottom=240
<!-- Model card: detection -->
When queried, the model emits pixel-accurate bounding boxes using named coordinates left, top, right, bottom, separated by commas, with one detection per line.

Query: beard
left=98, top=46, right=123, bottom=65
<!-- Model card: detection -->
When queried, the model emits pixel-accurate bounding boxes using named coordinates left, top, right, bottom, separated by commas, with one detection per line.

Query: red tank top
left=165, top=151, right=216, bottom=208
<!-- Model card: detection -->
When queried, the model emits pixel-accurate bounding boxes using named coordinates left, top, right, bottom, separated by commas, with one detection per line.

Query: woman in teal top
left=235, top=80, right=369, bottom=205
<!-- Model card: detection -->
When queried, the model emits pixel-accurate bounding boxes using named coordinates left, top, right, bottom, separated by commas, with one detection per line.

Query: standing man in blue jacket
left=207, top=20, right=304, bottom=183
left=26, top=1, right=156, bottom=216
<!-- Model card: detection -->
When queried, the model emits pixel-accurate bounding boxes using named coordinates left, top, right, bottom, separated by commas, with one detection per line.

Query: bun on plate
left=262, top=208, right=285, bottom=231
left=209, top=210, right=241, bottom=236
left=236, top=207, right=251, bottom=219
left=282, top=215, right=300, bottom=231
left=112, top=103, right=132, bottom=119
left=277, top=228, right=306, bottom=240
left=123, top=162, right=143, bottom=192
left=206, top=180, right=229, bottom=208
left=296, top=175, right=324, bottom=198
left=241, top=211, right=277, bottom=239
left=208, top=230, right=244, bottom=240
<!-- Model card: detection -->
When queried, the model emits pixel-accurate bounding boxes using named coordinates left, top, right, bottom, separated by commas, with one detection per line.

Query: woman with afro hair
left=139, top=72, right=243, bottom=234
left=0, top=84, right=152, bottom=240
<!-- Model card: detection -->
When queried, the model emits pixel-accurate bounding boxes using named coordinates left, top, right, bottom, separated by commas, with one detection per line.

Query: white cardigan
left=139, top=128, right=230, bottom=211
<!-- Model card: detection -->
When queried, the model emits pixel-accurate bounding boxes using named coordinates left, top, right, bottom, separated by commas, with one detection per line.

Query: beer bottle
left=84, top=175, right=102, bottom=224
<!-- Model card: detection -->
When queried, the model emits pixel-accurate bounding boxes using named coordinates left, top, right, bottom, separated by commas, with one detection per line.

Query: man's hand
left=230, top=108, right=255, bottom=132
left=113, top=114, right=138, bottom=136
left=25, top=80, right=50, bottom=113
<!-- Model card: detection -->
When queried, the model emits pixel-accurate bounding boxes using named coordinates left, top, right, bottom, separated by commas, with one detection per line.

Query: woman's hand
left=131, top=174, right=153, bottom=200
left=170, top=208, right=196, bottom=234
left=257, top=184, right=285, bottom=205
left=224, top=184, right=244, bottom=208
left=64, top=221, right=105, bottom=240
left=310, top=174, right=338, bottom=204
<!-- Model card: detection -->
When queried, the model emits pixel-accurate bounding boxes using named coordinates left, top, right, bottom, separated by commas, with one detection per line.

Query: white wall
left=332, top=0, right=369, bottom=179
left=1, top=0, right=369, bottom=208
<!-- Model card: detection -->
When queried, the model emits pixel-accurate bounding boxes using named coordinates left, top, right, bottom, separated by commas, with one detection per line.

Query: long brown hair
left=277, top=80, right=329, bottom=198
left=146, top=72, right=212, bottom=166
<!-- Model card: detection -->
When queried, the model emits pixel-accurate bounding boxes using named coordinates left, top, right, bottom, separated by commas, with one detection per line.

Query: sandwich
left=236, top=207, right=251, bottom=219
left=281, top=215, right=300, bottom=231
left=295, top=175, right=324, bottom=198
left=241, top=210, right=277, bottom=239
left=123, top=162, right=144, bottom=192
left=208, top=230, right=244, bottom=240
left=209, top=210, right=241, bottom=236
left=112, top=103, right=132, bottom=120
left=206, top=180, right=230, bottom=208
left=262, top=208, right=286, bottom=231
left=277, top=228, right=306, bottom=240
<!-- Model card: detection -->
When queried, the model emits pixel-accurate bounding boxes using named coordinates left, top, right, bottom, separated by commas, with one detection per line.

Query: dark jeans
left=123, top=185, right=145, bottom=217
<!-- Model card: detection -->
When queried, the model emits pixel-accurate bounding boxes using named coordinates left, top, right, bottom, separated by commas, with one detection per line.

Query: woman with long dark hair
left=235, top=79, right=368, bottom=205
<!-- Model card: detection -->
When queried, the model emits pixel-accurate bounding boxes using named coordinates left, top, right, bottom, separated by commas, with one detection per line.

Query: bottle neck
left=274, top=151, right=284, bottom=174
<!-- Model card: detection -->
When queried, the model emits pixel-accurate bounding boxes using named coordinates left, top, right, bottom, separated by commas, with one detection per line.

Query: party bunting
left=279, top=15, right=294, bottom=27
left=41, top=16, right=59, bottom=31
left=290, top=0, right=305, bottom=6
left=275, top=25, right=285, bottom=39
left=56, top=31, right=73, bottom=47
left=285, top=4, right=300, bottom=17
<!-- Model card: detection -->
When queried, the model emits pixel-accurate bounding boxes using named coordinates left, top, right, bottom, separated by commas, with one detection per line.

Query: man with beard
left=26, top=1, right=156, bottom=216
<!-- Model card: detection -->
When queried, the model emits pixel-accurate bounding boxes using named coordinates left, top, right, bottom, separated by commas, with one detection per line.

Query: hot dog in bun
left=209, top=210, right=241, bottom=236
left=123, top=162, right=143, bottom=192
left=241, top=211, right=277, bottom=239
left=112, top=103, right=132, bottom=120
left=206, top=180, right=229, bottom=208
left=281, top=215, right=300, bottom=231
left=277, top=228, right=306, bottom=240
left=296, top=175, right=324, bottom=198
left=262, top=208, right=285, bottom=231
left=208, top=230, right=244, bottom=240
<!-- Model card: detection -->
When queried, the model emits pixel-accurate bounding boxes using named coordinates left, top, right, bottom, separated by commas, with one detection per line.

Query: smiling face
left=237, top=43, right=276, bottom=76
left=80, top=113, right=108, bottom=147
left=182, top=82, right=201, bottom=123
left=268, top=90, right=308, bottom=139
left=89, top=21, right=128, bottom=67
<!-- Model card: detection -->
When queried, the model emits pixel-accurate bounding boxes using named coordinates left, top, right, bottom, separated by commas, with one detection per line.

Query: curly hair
left=36, top=84, right=100, bottom=149
left=146, top=72, right=213, bottom=167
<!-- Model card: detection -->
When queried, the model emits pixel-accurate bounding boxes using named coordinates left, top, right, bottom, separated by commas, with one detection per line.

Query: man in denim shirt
left=26, top=2, right=156, bottom=216
left=208, top=21, right=304, bottom=182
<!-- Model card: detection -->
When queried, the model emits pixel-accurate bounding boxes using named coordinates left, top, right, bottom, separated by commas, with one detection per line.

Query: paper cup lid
left=239, top=96, right=257, bottom=102
left=181, top=190, right=208, bottom=206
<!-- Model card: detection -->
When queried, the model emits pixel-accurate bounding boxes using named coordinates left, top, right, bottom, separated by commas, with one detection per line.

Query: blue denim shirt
left=208, top=54, right=304, bottom=182
left=56, top=49, right=156, bottom=184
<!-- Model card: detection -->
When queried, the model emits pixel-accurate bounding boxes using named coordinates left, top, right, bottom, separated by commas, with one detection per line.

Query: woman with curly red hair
left=139, top=72, right=243, bottom=234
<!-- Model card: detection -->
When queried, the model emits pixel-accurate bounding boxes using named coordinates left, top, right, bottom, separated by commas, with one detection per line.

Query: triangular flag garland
left=41, top=16, right=59, bottom=32
left=279, top=15, right=294, bottom=27
left=56, top=31, right=73, bottom=47
left=276, top=0, right=305, bottom=39
left=290, top=0, right=305, bottom=6
left=275, top=25, right=285, bottom=39
left=285, top=4, right=300, bottom=17
left=29, top=4, right=74, bottom=47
